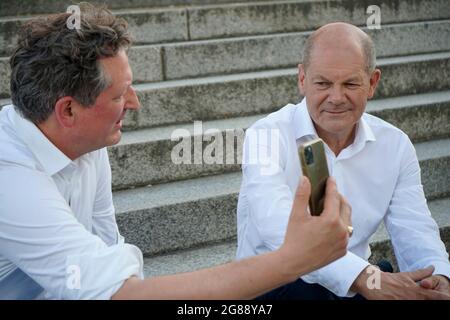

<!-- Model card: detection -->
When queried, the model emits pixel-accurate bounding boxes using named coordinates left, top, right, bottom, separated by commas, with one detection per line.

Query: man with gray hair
left=236, top=22, right=450, bottom=300
left=0, top=4, right=351, bottom=299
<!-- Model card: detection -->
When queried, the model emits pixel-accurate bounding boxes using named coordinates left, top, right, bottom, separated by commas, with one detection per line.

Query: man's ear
left=298, top=64, right=306, bottom=96
left=54, top=97, right=77, bottom=128
left=367, top=69, right=381, bottom=99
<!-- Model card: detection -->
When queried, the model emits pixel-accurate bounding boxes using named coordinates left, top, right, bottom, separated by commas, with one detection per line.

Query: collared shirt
left=0, top=105, right=143, bottom=299
left=236, top=99, right=450, bottom=297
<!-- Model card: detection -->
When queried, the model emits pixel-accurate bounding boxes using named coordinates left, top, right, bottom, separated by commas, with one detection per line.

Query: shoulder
left=363, top=113, right=415, bottom=161
left=363, top=112, right=411, bottom=143
left=0, top=107, right=38, bottom=171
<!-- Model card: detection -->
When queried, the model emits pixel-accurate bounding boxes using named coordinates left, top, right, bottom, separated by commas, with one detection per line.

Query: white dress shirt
left=0, top=105, right=143, bottom=299
left=236, top=99, right=450, bottom=297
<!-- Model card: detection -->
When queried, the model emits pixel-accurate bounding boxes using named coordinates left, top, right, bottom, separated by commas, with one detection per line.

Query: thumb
left=420, top=276, right=440, bottom=290
left=406, top=266, right=435, bottom=282
left=292, top=176, right=311, bottom=219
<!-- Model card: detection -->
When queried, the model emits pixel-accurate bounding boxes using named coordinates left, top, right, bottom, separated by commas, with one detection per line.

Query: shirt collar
left=294, top=98, right=376, bottom=146
left=9, top=105, right=72, bottom=176
left=293, top=98, right=319, bottom=141
left=356, top=114, right=376, bottom=143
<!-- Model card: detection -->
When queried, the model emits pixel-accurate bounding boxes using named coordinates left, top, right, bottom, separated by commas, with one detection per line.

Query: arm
left=351, top=136, right=450, bottom=299
left=112, top=250, right=297, bottom=300
left=112, top=177, right=350, bottom=299
left=91, top=148, right=120, bottom=246
left=384, top=137, right=450, bottom=278
left=0, top=165, right=142, bottom=299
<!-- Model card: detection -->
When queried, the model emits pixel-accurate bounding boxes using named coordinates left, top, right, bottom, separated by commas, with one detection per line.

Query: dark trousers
left=256, top=260, right=393, bottom=300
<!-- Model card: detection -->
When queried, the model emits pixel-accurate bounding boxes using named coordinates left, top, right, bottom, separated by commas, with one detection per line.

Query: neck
left=37, top=121, right=83, bottom=161
left=315, top=124, right=357, bottom=156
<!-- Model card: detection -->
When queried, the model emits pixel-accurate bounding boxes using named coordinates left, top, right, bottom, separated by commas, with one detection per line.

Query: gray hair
left=302, top=28, right=376, bottom=74
left=10, top=2, right=132, bottom=124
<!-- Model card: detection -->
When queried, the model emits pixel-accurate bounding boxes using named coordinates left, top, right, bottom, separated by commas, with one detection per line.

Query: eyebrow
left=115, top=84, right=131, bottom=96
left=343, top=77, right=362, bottom=83
left=312, top=75, right=331, bottom=82
left=311, top=75, right=362, bottom=83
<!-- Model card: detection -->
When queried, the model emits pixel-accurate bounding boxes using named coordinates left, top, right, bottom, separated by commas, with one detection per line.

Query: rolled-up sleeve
left=0, top=165, right=143, bottom=300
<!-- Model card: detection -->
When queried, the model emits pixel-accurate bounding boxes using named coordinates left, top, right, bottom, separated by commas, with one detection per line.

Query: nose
left=124, top=86, right=140, bottom=110
left=328, top=85, right=346, bottom=106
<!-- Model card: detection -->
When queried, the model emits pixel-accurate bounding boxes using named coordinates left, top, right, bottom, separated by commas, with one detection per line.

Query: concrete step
left=109, top=114, right=253, bottom=190
left=128, top=52, right=450, bottom=130
left=114, top=137, right=450, bottom=255
left=0, top=58, right=9, bottom=99
left=144, top=240, right=236, bottom=277
left=114, top=171, right=241, bottom=256
left=5, top=51, right=450, bottom=119
left=0, top=99, right=9, bottom=108
left=366, top=91, right=450, bottom=143
left=0, top=0, right=276, bottom=17
left=109, top=91, right=450, bottom=190
left=2, top=19, right=450, bottom=91
left=415, top=138, right=450, bottom=201
left=148, top=20, right=450, bottom=81
left=2, top=0, right=450, bottom=51
left=143, top=197, right=450, bottom=277
left=183, top=0, right=450, bottom=41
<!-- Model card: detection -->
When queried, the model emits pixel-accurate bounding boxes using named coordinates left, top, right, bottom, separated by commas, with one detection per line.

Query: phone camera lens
left=305, top=146, right=314, bottom=165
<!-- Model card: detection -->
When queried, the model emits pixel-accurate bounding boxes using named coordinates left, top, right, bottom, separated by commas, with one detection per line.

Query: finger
left=321, top=176, right=339, bottom=217
left=406, top=266, right=435, bottom=282
left=422, top=288, right=450, bottom=300
left=420, top=276, right=440, bottom=290
left=292, top=175, right=311, bottom=219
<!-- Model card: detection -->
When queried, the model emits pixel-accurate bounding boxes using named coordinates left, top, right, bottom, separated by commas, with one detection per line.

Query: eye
left=315, top=82, right=330, bottom=86
left=345, top=83, right=359, bottom=88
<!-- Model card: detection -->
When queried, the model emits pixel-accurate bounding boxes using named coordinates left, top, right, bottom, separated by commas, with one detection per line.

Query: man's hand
left=279, top=176, right=350, bottom=281
left=352, top=265, right=450, bottom=300
left=420, top=274, right=450, bottom=296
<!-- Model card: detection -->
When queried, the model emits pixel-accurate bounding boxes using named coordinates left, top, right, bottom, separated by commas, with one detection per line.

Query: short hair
left=10, top=2, right=132, bottom=124
left=302, top=28, right=376, bottom=74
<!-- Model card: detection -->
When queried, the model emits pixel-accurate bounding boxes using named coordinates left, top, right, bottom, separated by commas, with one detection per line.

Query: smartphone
left=298, top=138, right=330, bottom=216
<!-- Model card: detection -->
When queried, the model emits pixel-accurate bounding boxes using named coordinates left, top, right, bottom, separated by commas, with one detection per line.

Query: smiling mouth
left=324, top=110, right=348, bottom=114
left=116, top=111, right=126, bottom=124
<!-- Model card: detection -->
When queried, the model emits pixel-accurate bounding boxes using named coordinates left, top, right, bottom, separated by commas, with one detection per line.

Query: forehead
left=99, top=50, right=132, bottom=87
left=307, top=44, right=366, bottom=79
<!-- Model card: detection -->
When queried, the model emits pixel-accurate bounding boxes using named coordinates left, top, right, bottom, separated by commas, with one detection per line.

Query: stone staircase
left=0, top=0, right=449, bottom=277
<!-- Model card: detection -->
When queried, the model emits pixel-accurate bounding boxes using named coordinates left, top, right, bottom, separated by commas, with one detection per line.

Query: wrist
left=274, top=247, right=307, bottom=284
left=350, top=265, right=374, bottom=294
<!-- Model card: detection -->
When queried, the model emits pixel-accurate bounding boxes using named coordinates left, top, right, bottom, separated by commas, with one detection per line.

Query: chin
left=107, top=131, right=122, bottom=146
